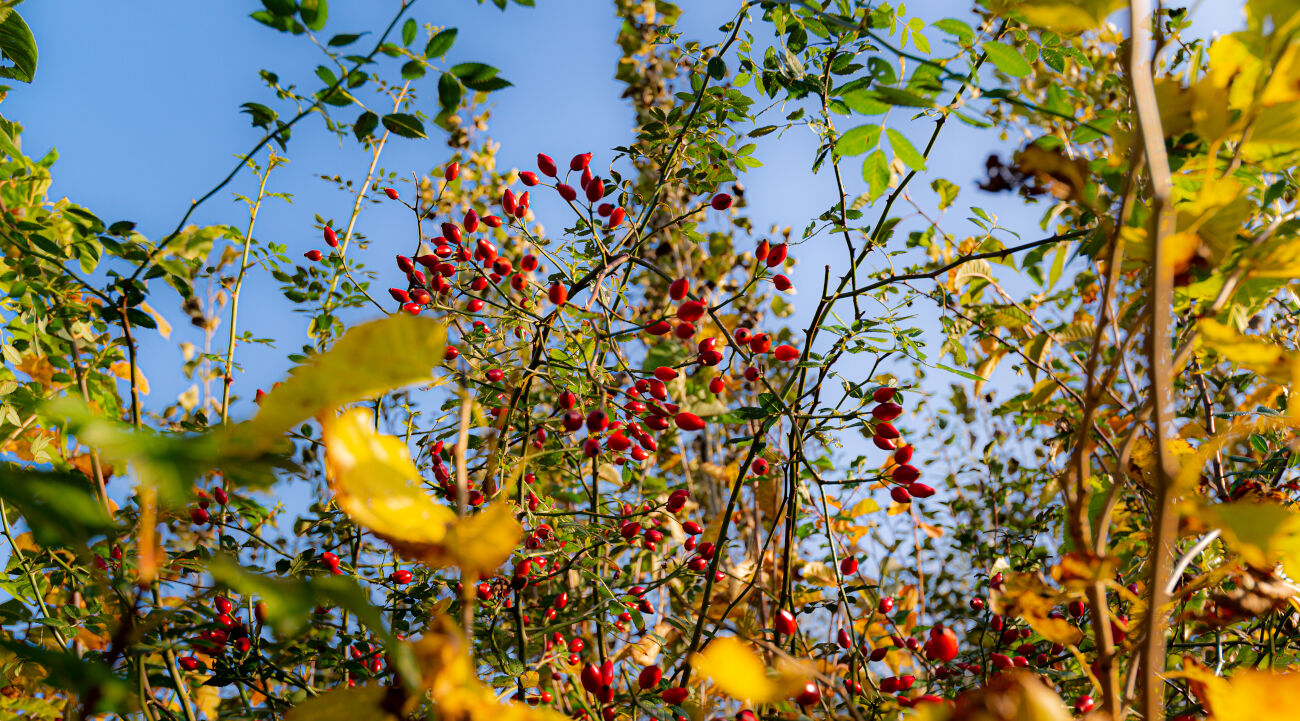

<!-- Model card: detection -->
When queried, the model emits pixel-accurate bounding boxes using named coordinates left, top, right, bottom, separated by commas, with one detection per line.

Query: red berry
left=674, top=413, right=705, bottom=432
left=676, top=300, right=706, bottom=322
left=875, top=422, right=900, bottom=439
left=585, top=177, right=604, bottom=202
left=840, top=556, right=858, bottom=574
left=391, top=569, right=414, bottom=584
left=708, top=376, right=725, bottom=394
left=669, top=278, right=689, bottom=300
left=323, top=226, right=338, bottom=247
left=646, top=320, right=672, bottom=335
left=520, top=171, right=539, bottom=186
left=304, top=249, right=323, bottom=261
left=924, top=627, right=959, bottom=662
left=608, top=207, right=626, bottom=228
left=873, top=402, right=903, bottom=421
left=878, top=596, right=895, bottom=614
left=178, top=656, right=201, bottom=672
left=445, top=162, right=459, bottom=181
left=773, top=344, right=799, bottom=362
left=749, top=334, right=771, bottom=353
left=661, top=687, right=689, bottom=705
left=755, top=239, right=769, bottom=261
left=710, top=193, right=733, bottom=210
left=674, top=322, right=695, bottom=339
left=557, top=184, right=577, bottom=202
left=1075, top=695, right=1095, bottom=713
left=570, top=153, right=592, bottom=171
left=908, top=482, right=935, bottom=498
left=795, top=681, right=821, bottom=707
left=538, top=153, right=557, bottom=177
left=872, top=386, right=896, bottom=403
left=638, top=665, right=662, bottom=690
left=190, top=507, right=209, bottom=524
left=548, top=282, right=568, bottom=306
left=890, top=486, right=912, bottom=504
left=892, top=465, right=920, bottom=484
left=766, top=243, right=788, bottom=267
left=773, top=274, right=793, bottom=291
left=751, top=458, right=769, bottom=475
left=653, top=366, right=679, bottom=382
left=894, top=445, right=914, bottom=464
left=383, top=188, right=399, bottom=200
left=774, top=609, right=797, bottom=635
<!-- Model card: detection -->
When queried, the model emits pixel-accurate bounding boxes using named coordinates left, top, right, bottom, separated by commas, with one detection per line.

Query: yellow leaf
left=1204, top=669, right=1300, bottom=720
left=918, top=521, right=944, bottom=540
left=238, top=314, right=445, bottom=444
left=322, top=409, right=520, bottom=576
left=849, top=498, right=880, bottom=516
left=1204, top=500, right=1300, bottom=579
left=801, top=560, right=839, bottom=587
left=140, top=301, right=172, bottom=339
left=1198, top=319, right=1300, bottom=386
left=111, top=361, right=150, bottom=395
left=993, top=0, right=1123, bottom=34
left=990, top=574, right=1084, bottom=646
left=689, top=636, right=807, bottom=703
left=284, top=685, right=400, bottom=721
left=438, top=502, right=523, bottom=578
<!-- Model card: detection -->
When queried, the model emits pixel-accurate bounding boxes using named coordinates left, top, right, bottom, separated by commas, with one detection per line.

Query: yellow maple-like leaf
left=689, top=636, right=807, bottom=703
left=321, top=409, right=520, bottom=576
left=1198, top=319, right=1300, bottom=386
left=237, top=314, right=445, bottom=445
left=1203, top=500, right=1300, bottom=579
left=1204, top=669, right=1300, bottom=720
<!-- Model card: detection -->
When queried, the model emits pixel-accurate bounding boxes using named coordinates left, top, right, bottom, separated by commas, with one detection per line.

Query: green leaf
left=425, top=28, right=457, bottom=58
left=451, top=62, right=511, bottom=92
left=707, top=56, right=726, bottom=80
left=841, top=89, right=891, bottom=115
left=935, top=362, right=989, bottom=382
left=0, top=9, right=37, bottom=82
left=886, top=129, right=926, bottom=171
left=983, top=41, right=1033, bottom=77
left=382, top=113, right=426, bottom=139
left=0, top=466, right=115, bottom=549
left=932, top=17, right=974, bottom=42
left=240, top=102, right=278, bottom=129
left=837, top=124, right=880, bottom=156
left=299, top=0, right=328, bottom=31
left=438, top=72, right=463, bottom=111
left=862, top=150, right=889, bottom=201
left=328, top=32, right=364, bottom=47
left=931, top=178, right=959, bottom=210
left=353, top=110, right=378, bottom=141
left=402, top=18, right=417, bottom=46
left=401, top=59, right=426, bottom=80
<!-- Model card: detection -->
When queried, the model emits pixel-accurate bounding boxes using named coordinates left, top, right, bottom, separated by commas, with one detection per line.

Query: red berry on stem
left=872, top=387, right=896, bottom=403
left=773, top=274, right=793, bottom=291
left=520, top=171, right=539, bottom=186
left=894, top=445, right=913, bottom=464
left=892, top=464, right=920, bottom=484
left=638, top=665, right=662, bottom=689
left=304, top=249, right=323, bottom=261
left=773, top=344, right=799, bottom=362
left=710, top=193, right=732, bottom=210
left=608, top=207, right=625, bottom=228
left=445, top=162, right=458, bottom=181
left=774, top=609, right=797, bottom=635
left=548, top=283, right=568, bottom=306
left=570, top=153, right=592, bottom=171
left=674, top=413, right=705, bottom=431
left=766, top=242, right=788, bottom=267
left=661, top=687, right=689, bottom=705
left=840, top=556, right=858, bottom=574
left=383, top=188, right=399, bottom=200
left=557, top=184, right=577, bottom=202
left=538, top=153, right=557, bottom=177
left=669, top=278, right=689, bottom=300
left=323, top=226, right=338, bottom=247
left=873, top=402, right=903, bottom=421
left=751, top=458, right=769, bottom=475
left=676, top=300, right=705, bottom=322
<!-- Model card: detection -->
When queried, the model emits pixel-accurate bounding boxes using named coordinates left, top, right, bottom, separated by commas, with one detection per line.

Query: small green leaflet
left=425, top=28, right=457, bottom=58
left=837, top=124, right=880, bottom=156
left=983, top=41, right=1032, bottom=77
left=886, top=129, right=926, bottom=171
left=381, top=113, right=426, bottom=139
left=862, top=150, right=889, bottom=201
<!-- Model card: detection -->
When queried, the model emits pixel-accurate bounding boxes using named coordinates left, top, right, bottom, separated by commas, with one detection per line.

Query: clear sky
left=6, top=0, right=1245, bottom=461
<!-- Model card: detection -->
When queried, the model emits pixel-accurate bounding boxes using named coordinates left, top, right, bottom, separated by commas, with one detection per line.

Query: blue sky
left=6, top=0, right=1245, bottom=471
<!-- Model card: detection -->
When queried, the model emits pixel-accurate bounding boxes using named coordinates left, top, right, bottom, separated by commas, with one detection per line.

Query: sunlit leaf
left=1198, top=318, right=1300, bottom=386
left=321, top=409, right=520, bottom=576
left=1203, top=500, right=1300, bottom=579
left=689, top=636, right=807, bottom=703
left=992, top=0, right=1124, bottom=34
left=236, top=314, right=445, bottom=444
